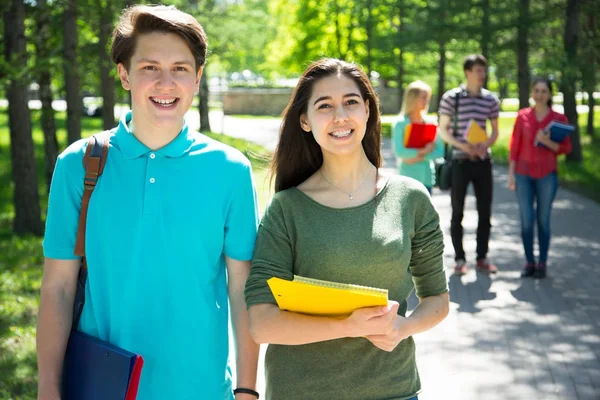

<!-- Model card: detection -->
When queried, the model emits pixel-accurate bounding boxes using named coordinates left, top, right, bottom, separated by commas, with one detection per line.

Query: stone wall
left=222, top=88, right=404, bottom=116
left=222, top=88, right=293, bottom=116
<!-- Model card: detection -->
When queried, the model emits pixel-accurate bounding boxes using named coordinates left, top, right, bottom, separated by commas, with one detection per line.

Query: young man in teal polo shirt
left=36, top=5, right=260, bottom=400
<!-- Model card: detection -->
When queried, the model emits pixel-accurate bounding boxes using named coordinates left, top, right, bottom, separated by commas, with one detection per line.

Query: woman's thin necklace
left=319, top=164, right=373, bottom=200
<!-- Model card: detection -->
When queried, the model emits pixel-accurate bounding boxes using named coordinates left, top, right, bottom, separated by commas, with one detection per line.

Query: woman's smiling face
left=300, top=74, right=370, bottom=159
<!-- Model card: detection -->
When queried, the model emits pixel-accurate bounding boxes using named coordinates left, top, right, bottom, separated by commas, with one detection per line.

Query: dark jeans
left=514, top=172, right=558, bottom=264
left=450, top=158, right=493, bottom=261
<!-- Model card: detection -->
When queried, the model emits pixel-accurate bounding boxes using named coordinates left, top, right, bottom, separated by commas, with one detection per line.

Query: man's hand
left=458, top=142, right=480, bottom=158
left=474, top=142, right=489, bottom=158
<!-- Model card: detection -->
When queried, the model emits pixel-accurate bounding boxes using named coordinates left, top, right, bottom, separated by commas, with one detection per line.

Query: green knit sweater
left=245, top=175, right=448, bottom=400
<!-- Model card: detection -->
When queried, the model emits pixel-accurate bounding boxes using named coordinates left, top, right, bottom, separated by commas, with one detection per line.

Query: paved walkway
left=220, top=116, right=600, bottom=399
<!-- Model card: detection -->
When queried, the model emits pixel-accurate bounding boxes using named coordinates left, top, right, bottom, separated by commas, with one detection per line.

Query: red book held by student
left=404, top=123, right=437, bottom=149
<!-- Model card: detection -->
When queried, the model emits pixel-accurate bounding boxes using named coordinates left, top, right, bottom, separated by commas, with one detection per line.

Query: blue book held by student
left=536, top=121, right=574, bottom=148
left=62, top=330, right=144, bottom=400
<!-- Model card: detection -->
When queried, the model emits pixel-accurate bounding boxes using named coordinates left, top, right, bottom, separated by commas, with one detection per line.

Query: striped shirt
left=438, top=85, right=500, bottom=159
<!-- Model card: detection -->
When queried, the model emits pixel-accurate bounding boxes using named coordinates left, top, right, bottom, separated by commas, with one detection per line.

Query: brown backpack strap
left=74, top=131, right=110, bottom=260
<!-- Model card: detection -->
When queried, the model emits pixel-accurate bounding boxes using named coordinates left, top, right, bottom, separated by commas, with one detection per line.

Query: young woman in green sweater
left=245, top=58, right=449, bottom=400
left=392, top=80, right=445, bottom=193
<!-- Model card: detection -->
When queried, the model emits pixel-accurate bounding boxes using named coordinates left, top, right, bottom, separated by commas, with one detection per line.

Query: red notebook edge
left=406, top=123, right=437, bottom=149
left=125, top=355, right=144, bottom=400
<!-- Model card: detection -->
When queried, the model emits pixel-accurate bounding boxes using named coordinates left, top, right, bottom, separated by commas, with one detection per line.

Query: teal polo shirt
left=43, top=111, right=259, bottom=399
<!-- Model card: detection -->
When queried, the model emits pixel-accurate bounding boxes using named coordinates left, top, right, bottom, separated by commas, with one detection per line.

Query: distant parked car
left=82, top=97, right=103, bottom=117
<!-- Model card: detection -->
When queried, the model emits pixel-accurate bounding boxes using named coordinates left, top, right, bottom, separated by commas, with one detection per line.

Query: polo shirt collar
left=459, top=84, right=484, bottom=98
left=114, top=111, right=195, bottom=159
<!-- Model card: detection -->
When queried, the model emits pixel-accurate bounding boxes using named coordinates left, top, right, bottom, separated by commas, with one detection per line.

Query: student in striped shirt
left=438, top=54, right=500, bottom=276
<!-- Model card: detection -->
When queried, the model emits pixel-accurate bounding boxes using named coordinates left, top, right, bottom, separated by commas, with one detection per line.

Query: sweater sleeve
left=509, top=112, right=524, bottom=162
left=408, top=187, right=448, bottom=298
left=245, top=195, right=294, bottom=308
left=392, top=117, right=419, bottom=159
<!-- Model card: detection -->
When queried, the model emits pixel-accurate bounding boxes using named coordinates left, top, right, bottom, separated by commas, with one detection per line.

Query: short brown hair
left=111, top=5, right=207, bottom=72
left=272, top=58, right=382, bottom=193
left=463, top=54, right=488, bottom=71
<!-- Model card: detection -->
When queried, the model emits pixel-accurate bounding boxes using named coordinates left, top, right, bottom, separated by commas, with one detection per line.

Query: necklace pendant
left=349, top=194, right=354, bottom=200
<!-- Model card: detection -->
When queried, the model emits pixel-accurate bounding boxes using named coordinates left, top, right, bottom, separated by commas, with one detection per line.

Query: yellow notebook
left=267, top=275, right=388, bottom=317
left=464, top=119, right=488, bottom=144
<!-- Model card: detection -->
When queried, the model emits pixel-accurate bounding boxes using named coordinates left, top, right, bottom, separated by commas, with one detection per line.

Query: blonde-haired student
left=392, top=80, right=444, bottom=193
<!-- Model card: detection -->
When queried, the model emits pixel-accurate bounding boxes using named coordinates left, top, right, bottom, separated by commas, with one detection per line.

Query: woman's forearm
left=405, top=292, right=449, bottom=336
left=248, top=304, right=351, bottom=345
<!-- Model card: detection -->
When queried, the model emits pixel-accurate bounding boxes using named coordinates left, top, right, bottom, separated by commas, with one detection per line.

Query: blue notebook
left=536, top=121, right=573, bottom=147
left=62, top=330, right=144, bottom=400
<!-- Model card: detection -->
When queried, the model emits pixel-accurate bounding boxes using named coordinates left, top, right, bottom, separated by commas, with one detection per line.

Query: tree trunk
left=35, top=0, right=59, bottom=192
left=396, top=0, right=405, bottom=109
left=365, top=0, right=373, bottom=74
left=199, top=72, right=211, bottom=132
left=481, top=0, right=491, bottom=88
left=63, top=0, right=82, bottom=143
left=588, top=90, right=595, bottom=137
left=563, top=0, right=582, bottom=162
left=583, top=12, right=596, bottom=137
left=496, top=65, right=509, bottom=102
left=4, top=0, right=43, bottom=235
left=437, top=39, right=447, bottom=109
left=333, top=1, right=344, bottom=60
left=98, top=0, right=116, bottom=130
left=517, top=0, right=530, bottom=110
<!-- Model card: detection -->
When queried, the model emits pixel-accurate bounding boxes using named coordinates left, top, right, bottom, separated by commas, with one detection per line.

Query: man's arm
left=37, top=258, right=80, bottom=400
left=226, top=256, right=260, bottom=400
left=484, top=118, right=500, bottom=149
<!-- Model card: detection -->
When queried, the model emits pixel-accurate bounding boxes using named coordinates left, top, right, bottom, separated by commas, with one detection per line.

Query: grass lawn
left=0, top=110, right=272, bottom=399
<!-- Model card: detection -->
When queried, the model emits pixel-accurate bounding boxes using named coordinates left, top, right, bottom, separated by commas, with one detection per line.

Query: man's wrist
left=37, top=385, right=61, bottom=400
left=234, top=387, right=259, bottom=399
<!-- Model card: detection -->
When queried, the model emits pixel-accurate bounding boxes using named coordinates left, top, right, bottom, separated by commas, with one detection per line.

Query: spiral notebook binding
left=293, top=275, right=388, bottom=296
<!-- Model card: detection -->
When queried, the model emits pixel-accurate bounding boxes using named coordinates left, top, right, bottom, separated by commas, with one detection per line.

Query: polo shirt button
left=150, top=153, right=156, bottom=159
left=150, top=177, right=156, bottom=183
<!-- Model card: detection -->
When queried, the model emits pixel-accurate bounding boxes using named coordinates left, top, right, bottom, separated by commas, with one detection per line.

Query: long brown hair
left=272, top=58, right=382, bottom=193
